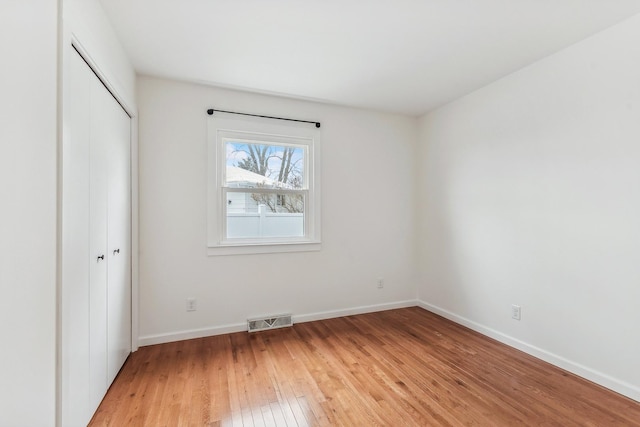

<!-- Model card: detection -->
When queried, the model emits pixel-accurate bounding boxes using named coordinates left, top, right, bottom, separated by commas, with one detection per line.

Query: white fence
left=227, top=205, right=303, bottom=238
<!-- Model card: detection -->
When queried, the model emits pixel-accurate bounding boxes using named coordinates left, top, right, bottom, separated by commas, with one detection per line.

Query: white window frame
left=207, top=114, right=321, bottom=255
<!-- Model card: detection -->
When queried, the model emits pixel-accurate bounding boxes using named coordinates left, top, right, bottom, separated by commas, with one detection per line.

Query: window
left=208, top=114, right=321, bottom=255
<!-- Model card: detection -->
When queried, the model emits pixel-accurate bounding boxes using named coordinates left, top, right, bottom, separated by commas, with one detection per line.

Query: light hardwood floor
left=90, top=307, right=640, bottom=426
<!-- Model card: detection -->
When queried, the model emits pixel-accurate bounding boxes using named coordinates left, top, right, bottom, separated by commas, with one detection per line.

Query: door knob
left=113, top=249, right=120, bottom=255
left=97, top=255, right=104, bottom=262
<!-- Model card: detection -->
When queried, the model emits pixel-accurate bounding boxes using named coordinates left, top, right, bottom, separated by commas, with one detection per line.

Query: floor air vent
left=248, top=314, right=293, bottom=332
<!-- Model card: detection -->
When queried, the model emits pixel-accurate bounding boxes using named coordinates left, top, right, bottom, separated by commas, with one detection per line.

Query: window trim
left=207, top=114, right=321, bottom=255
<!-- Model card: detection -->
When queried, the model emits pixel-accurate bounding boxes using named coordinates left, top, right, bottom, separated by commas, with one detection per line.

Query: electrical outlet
left=186, top=298, right=197, bottom=312
left=511, top=304, right=521, bottom=320
left=377, top=278, right=384, bottom=289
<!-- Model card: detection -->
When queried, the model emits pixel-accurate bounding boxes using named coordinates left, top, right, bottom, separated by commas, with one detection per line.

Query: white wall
left=417, top=14, right=640, bottom=401
left=137, top=77, right=417, bottom=344
left=0, top=2, right=58, bottom=426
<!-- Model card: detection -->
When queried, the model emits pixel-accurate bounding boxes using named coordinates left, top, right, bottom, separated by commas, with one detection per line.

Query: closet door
left=61, top=48, right=93, bottom=427
left=62, top=48, right=132, bottom=426
left=106, top=88, right=131, bottom=384
left=88, top=68, right=110, bottom=410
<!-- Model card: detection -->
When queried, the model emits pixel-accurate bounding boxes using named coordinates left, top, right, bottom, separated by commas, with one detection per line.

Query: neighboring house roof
left=226, top=166, right=279, bottom=188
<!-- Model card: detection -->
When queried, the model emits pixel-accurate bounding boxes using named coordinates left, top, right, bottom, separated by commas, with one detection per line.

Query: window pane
left=226, top=193, right=305, bottom=238
left=225, top=141, right=305, bottom=189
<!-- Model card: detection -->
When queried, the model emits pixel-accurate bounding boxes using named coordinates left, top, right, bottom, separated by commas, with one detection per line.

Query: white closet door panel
left=61, top=49, right=93, bottom=427
left=88, top=71, right=110, bottom=411
left=107, top=91, right=131, bottom=384
left=62, top=47, right=132, bottom=425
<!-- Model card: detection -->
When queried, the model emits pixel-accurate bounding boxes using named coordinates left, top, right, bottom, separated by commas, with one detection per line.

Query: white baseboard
left=293, top=300, right=417, bottom=324
left=138, top=322, right=247, bottom=347
left=417, top=300, right=640, bottom=403
left=138, top=299, right=418, bottom=347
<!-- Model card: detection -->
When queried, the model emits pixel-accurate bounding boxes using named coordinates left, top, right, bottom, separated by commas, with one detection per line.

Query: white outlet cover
left=511, top=305, right=521, bottom=320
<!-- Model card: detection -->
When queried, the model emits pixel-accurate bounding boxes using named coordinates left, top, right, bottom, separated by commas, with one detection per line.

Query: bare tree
left=251, top=190, right=304, bottom=214
left=236, top=144, right=270, bottom=176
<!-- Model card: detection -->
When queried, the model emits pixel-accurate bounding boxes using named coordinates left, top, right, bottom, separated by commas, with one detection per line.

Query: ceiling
left=99, top=0, right=640, bottom=116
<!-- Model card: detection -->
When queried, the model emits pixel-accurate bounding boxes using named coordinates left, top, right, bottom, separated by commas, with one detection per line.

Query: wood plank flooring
left=89, top=307, right=640, bottom=426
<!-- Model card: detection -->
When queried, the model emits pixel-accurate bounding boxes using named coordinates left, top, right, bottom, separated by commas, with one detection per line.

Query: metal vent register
left=248, top=314, right=293, bottom=332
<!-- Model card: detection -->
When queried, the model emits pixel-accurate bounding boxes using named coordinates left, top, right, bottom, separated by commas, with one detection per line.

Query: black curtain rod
left=207, top=108, right=320, bottom=128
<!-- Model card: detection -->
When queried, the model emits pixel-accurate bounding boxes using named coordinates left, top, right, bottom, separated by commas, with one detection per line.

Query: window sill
left=207, top=240, right=321, bottom=256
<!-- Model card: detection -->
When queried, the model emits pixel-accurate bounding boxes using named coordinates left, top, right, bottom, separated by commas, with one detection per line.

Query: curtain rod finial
left=315, top=122, right=321, bottom=128
left=207, top=109, right=214, bottom=115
